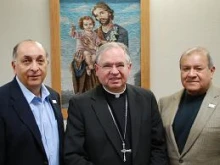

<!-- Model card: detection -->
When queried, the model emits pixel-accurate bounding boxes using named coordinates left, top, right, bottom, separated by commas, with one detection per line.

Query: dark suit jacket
left=64, top=84, right=168, bottom=165
left=0, top=78, right=64, bottom=165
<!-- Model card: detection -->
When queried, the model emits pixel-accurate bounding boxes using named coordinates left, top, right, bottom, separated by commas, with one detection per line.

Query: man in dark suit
left=64, top=42, right=168, bottom=165
left=0, top=39, right=64, bottom=165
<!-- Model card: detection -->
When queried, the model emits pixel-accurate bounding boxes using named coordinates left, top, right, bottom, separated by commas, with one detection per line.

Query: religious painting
left=50, top=0, right=150, bottom=117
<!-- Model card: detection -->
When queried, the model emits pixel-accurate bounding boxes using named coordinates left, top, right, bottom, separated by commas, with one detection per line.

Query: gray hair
left=95, top=42, right=131, bottom=64
left=12, top=39, right=48, bottom=60
left=179, top=46, right=214, bottom=69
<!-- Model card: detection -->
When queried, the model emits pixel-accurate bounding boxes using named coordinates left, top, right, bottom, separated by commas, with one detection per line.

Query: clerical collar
left=102, top=86, right=126, bottom=98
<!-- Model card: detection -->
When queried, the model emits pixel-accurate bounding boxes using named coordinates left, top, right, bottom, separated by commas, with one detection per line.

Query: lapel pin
left=52, top=100, right=57, bottom=104
left=208, top=103, right=216, bottom=108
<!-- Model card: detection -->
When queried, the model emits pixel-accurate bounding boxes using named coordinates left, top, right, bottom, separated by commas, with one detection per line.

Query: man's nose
left=30, top=61, right=40, bottom=71
left=188, top=69, right=197, bottom=76
left=110, top=65, right=119, bottom=74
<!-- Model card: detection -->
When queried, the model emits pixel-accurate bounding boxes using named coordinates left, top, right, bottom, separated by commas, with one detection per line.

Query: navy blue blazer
left=0, top=78, right=64, bottom=165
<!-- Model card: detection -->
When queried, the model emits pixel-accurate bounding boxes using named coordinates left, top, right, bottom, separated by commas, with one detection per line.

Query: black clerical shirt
left=103, top=88, right=132, bottom=165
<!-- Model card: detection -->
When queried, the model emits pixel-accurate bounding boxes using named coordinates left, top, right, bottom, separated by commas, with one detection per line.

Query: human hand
left=70, top=24, right=76, bottom=36
left=74, top=51, right=84, bottom=68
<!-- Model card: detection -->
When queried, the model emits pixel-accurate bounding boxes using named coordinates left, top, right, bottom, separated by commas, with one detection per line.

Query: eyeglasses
left=96, top=62, right=129, bottom=71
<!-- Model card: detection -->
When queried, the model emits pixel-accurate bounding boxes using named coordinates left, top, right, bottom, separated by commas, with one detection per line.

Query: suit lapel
left=167, top=91, right=183, bottom=156
left=169, top=90, right=183, bottom=154
left=126, top=86, right=142, bottom=159
left=91, top=86, right=123, bottom=159
left=48, top=92, right=64, bottom=159
left=48, top=92, right=63, bottom=130
left=10, top=80, right=45, bottom=154
left=48, top=93, right=64, bottom=142
left=182, top=85, right=220, bottom=155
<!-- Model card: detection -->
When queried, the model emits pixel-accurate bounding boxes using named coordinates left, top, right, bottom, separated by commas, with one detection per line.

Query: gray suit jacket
left=158, top=85, right=220, bottom=165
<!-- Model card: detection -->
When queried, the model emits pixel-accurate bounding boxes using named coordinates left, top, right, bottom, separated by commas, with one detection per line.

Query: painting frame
left=49, top=0, right=150, bottom=119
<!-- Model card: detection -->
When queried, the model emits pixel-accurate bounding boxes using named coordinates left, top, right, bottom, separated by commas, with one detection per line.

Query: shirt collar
left=16, top=76, right=50, bottom=103
left=102, top=85, right=126, bottom=98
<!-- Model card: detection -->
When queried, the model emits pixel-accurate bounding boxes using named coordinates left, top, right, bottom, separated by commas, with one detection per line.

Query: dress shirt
left=16, top=77, right=59, bottom=165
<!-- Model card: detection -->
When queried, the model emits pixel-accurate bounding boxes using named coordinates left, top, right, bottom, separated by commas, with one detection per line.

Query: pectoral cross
left=121, top=142, right=132, bottom=162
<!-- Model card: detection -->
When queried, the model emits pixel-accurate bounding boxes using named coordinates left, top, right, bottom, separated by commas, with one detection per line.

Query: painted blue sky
left=60, top=0, right=139, bottom=3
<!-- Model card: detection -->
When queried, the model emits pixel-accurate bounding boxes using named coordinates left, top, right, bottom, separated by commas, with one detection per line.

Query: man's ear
left=11, top=61, right=17, bottom=74
left=11, top=61, right=15, bottom=69
left=210, top=66, right=216, bottom=79
left=94, top=63, right=99, bottom=72
left=128, top=62, right=132, bottom=69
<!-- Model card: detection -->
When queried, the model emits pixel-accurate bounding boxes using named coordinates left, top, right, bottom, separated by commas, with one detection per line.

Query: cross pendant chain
left=121, top=142, right=132, bottom=162
left=107, top=96, right=132, bottom=162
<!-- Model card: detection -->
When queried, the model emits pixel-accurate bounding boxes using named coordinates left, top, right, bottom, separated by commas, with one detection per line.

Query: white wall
left=0, top=0, right=220, bottom=101
left=150, top=0, right=220, bottom=100
left=0, top=0, right=51, bottom=85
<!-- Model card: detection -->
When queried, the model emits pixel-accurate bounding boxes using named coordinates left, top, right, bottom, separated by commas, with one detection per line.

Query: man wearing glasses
left=64, top=42, right=168, bottom=165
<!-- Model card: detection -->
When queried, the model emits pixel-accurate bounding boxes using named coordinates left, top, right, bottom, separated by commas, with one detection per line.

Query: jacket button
left=179, top=159, right=183, bottom=163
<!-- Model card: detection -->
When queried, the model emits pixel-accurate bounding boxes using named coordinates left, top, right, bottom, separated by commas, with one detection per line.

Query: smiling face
left=95, top=46, right=131, bottom=93
left=82, top=19, right=94, bottom=32
left=93, top=7, right=111, bottom=26
left=180, top=52, right=215, bottom=95
left=12, top=41, right=48, bottom=95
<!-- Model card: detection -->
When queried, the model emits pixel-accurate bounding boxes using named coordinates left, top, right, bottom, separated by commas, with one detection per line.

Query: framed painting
left=50, top=0, right=150, bottom=119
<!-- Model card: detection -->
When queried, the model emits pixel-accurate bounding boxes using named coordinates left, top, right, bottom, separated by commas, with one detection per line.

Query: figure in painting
left=70, top=2, right=129, bottom=95
left=70, top=16, right=106, bottom=94
left=92, top=2, right=129, bottom=47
